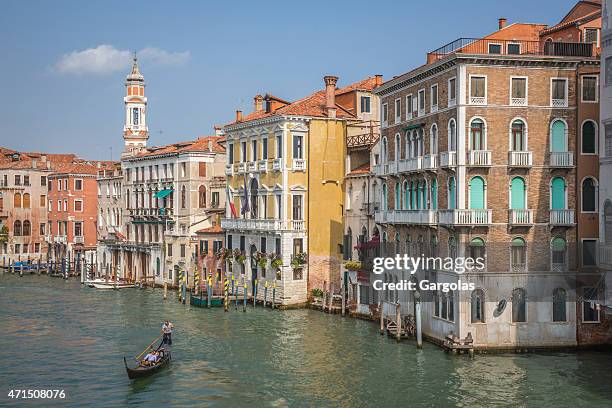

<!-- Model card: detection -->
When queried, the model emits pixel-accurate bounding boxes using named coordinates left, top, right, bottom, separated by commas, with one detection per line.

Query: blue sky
left=0, top=0, right=574, bottom=160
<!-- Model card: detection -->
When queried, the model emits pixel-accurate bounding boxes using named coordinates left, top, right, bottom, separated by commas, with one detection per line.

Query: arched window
left=395, top=133, right=401, bottom=161
left=511, top=237, right=527, bottom=271
left=403, top=181, right=409, bottom=210
left=469, top=238, right=486, bottom=265
left=416, top=182, right=422, bottom=209
left=13, top=220, right=22, bottom=236
left=582, top=120, right=597, bottom=154
left=551, top=237, right=567, bottom=268
left=469, top=176, right=485, bottom=209
left=14, top=193, right=21, bottom=208
left=406, top=235, right=412, bottom=257
left=381, top=137, right=388, bottom=164
left=581, top=177, right=597, bottom=212
left=448, top=236, right=457, bottom=259
left=22, top=220, right=31, bottom=236
left=22, top=193, right=30, bottom=208
left=430, top=234, right=438, bottom=257
left=250, top=179, right=259, bottom=218
left=410, top=131, right=417, bottom=158
left=551, top=177, right=566, bottom=209
left=126, top=189, right=131, bottom=209
left=156, top=258, right=161, bottom=277
left=605, top=201, right=612, bottom=244
left=512, top=288, right=527, bottom=322
left=553, top=288, right=567, bottom=322
left=430, top=124, right=438, bottom=154
left=448, top=119, right=457, bottom=151
left=431, top=179, right=438, bottom=209
left=550, top=120, right=567, bottom=152
left=411, top=181, right=417, bottom=209
left=470, top=118, right=485, bottom=150
left=510, top=177, right=526, bottom=209
left=471, top=289, right=485, bottom=323
left=382, top=184, right=388, bottom=210
left=448, top=177, right=456, bottom=209
left=395, top=182, right=401, bottom=210
left=511, top=119, right=526, bottom=151
left=418, top=128, right=424, bottom=156
left=180, top=185, right=186, bottom=209
left=198, top=185, right=207, bottom=208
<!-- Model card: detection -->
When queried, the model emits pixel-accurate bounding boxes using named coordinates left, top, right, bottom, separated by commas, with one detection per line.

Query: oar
left=134, top=334, right=163, bottom=361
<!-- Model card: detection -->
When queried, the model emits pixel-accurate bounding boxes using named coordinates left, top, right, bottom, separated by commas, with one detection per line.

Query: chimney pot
left=32, top=159, right=37, bottom=169
left=236, top=110, right=243, bottom=122
left=498, top=18, right=507, bottom=30
left=208, top=140, right=213, bottom=152
left=254, top=95, right=264, bottom=112
left=374, top=74, right=383, bottom=87
left=324, top=75, right=339, bottom=119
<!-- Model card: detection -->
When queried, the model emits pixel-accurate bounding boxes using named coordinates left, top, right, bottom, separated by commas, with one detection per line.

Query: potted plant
left=344, top=260, right=363, bottom=271
left=233, top=248, right=246, bottom=264
left=255, top=251, right=268, bottom=268
left=215, top=247, right=231, bottom=261
left=268, top=253, right=283, bottom=269
left=290, top=252, right=307, bottom=269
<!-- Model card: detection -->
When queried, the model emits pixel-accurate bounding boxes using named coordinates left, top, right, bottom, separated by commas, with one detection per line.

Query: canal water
left=1, top=274, right=612, bottom=408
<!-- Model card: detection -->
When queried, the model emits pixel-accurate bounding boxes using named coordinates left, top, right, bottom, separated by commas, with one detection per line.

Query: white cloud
left=55, top=45, right=190, bottom=75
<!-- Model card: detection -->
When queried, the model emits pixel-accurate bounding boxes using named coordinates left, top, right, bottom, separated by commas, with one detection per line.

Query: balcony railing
left=509, top=151, right=532, bottom=167
left=74, top=236, right=84, bottom=244
left=439, top=209, right=492, bottom=225
left=221, top=218, right=305, bottom=232
left=468, top=150, right=491, bottom=166
left=258, top=160, right=268, bottom=172
left=423, top=154, right=437, bottom=170
left=510, top=97, right=527, bottom=106
left=247, top=162, right=257, bottom=172
left=551, top=98, right=568, bottom=108
left=509, top=209, right=533, bottom=225
left=550, top=209, right=574, bottom=225
left=398, top=157, right=421, bottom=173
left=225, top=164, right=233, bottom=176
left=427, top=38, right=595, bottom=63
left=440, top=151, right=456, bottom=168
left=272, top=158, right=283, bottom=172
left=292, top=159, right=306, bottom=171
left=237, top=162, right=246, bottom=173
left=550, top=152, right=573, bottom=167
left=376, top=209, right=438, bottom=225
left=54, top=235, right=67, bottom=244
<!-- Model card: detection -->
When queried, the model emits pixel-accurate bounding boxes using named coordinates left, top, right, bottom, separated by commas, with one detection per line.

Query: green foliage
left=291, top=252, right=307, bottom=269
left=311, top=288, right=323, bottom=298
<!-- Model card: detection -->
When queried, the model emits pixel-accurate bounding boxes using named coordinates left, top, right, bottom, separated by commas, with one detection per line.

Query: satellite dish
left=493, top=299, right=507, bottom=318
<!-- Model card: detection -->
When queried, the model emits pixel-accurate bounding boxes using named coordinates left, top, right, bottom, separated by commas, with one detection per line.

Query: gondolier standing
left=161, top=320, right=174, bottom=345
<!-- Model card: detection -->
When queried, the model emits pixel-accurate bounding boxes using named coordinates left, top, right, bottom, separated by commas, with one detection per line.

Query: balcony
left=292, top=159, right=306, bottom=171
left=128, top=207, right=174, bottom=219
left=551, top=98, right=568, bottom=108
left=398, top=157, right=421, bottom=173
left=423, top=154, right=438, bottom=170
left=221, top=218, right=306, bottom=232
left=509, top=209, right=533, bottom=226
left=385, top=209, right=439, bottom=225
left=44, top=235, right=52, bottom=243
left=54, top=235, right=67, bottom=244
left=440, top=151, right=456, bottom=168
left=510, top=97, right=527, bottom=106
left=258, top=160, right=268, bottom=173
left=225, top=164, right=233, bottom=176
left=549, top=152, right=573, bottom=167
left=74, top=236, right=84, bottom=244
left=237, top=162, right=246, bottom=174
left=247, top=162, right=257, bottom=172
left=439, top=209, right=491, bottom=226
left=550, top=209, right=574, bottom=226
left=508, top=151, right=532, bottom=167
left=470, top=96, right=486, bottom=105
left=272, top=158, right=283, bottom=172
left=427, top=38, right=595, bottom=64
left=468, top=150, right=491, bottom=166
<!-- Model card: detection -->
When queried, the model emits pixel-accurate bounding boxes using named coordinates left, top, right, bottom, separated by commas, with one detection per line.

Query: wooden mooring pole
left=395, top=302, right=401, bottom=343
left=379, top=301, right=385, bottom=335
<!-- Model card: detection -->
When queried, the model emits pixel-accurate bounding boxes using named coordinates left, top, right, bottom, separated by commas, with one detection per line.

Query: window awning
left=403, top=123, right=424, bottom=131
left=154, top=189, right=173, bottom=199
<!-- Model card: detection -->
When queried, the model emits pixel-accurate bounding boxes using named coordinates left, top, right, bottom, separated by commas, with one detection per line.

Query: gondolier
left=161, top=320, right=174, bottom=345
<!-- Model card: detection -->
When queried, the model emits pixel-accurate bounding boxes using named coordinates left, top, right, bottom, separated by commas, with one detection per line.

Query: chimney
left=254, top=95, right=264, bottom=112
left=213, top=125, right=223, bottom=136
left=324, top=75, right=338, bottom=119
left=208, top=140, right=213, bottom=152
left=374, top=74, right=383, bottom=87
left=46, top=161, right=51, bottom=170
left=32, top=159, right=37, bottom=169
left=236, top=110, right=243, bottom=122
left=498, top=18, right=507, bottom=30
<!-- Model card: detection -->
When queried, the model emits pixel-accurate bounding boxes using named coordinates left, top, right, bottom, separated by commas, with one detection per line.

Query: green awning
left=403, top=123, right=424, bottom=131
left=154, top=189, right=173, bottom=199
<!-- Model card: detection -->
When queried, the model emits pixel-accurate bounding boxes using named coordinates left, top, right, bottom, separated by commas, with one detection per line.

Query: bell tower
left=122, top=54, right=148, bottom=157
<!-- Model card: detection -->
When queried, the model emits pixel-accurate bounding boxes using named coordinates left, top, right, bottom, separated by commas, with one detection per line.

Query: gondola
left=124, top=344, right=171, bottom=379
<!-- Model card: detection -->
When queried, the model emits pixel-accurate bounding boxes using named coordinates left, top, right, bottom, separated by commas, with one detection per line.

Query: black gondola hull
left=124, top=352, right=171, bottom=379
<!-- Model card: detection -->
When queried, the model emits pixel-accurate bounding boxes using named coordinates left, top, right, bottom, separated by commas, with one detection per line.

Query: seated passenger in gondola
left=141, top=350, right=157, bottom=366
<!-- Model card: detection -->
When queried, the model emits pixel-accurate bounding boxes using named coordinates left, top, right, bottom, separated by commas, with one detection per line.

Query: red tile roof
left=347, top=162, right=371, bottom=176
left=133, top=136, right=225, bottom=159
left=229, top=76, right=379, bottom=125
left=540, top=9, right=601, bottom=35
left=196, top=224, right=223, bottom=234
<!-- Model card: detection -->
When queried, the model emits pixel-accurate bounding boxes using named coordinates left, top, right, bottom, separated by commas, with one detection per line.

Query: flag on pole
left=227, top=187, right=238, bottom=218
left=240, top=174, right=250, bottom=216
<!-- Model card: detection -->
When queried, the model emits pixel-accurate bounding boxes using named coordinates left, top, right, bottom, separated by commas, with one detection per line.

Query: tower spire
left=122, top=53, right=148, bottom=158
